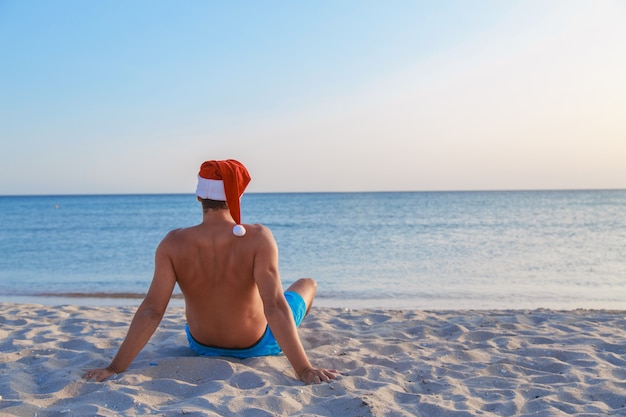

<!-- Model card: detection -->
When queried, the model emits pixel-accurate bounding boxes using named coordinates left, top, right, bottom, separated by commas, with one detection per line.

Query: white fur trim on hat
left=196, top=177, right=227, bottom=200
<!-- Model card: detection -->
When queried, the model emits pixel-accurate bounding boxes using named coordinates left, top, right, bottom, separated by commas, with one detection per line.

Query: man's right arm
left=83, top=235, right=177, bottom=382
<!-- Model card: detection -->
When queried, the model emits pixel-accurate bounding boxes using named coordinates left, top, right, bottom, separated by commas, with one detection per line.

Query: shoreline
left=1, top=293, right=624, bottom=311
left=2, top=303, right=626, bottom=416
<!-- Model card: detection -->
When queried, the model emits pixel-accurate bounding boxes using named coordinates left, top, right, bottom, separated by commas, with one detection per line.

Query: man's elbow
left=263, top=298, right=289, bottom=320
left=139, top=303, right=166, bottom=323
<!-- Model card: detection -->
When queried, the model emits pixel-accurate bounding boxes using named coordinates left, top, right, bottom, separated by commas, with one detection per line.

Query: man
left=83, top=159, right=338, bottom=384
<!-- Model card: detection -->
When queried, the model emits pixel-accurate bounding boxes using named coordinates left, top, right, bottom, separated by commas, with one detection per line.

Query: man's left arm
left=83, top=238, right=177, bottom=382
left=253, top=227, right=337, bottom=384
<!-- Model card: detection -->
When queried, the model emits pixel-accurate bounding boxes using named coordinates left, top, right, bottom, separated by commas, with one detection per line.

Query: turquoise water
left=0, top=191, right=624, bottom=309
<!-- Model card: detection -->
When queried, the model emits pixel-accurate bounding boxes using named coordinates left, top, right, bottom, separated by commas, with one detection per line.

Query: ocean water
left=0, top=190, right=624, bottom=310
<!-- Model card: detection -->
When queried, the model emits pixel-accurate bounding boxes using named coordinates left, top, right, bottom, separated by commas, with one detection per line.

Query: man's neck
left=201, top=209, right=234, bottom=225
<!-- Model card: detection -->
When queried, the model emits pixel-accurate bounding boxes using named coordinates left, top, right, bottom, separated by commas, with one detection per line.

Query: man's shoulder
left=164, top=226, right=191, bottom=238
left=162, top=223, right=273, bottom=240
left=243, top=223, right=274, bottom=240
left=160, top=226, right=197, bottom=246
left=245, top=222, right=270, bottom=232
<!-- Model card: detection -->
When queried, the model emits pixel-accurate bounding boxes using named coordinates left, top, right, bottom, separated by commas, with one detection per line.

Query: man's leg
left=286, top=278, right=317, bottom=316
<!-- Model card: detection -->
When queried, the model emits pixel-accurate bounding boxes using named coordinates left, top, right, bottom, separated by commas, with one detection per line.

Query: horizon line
left=1, top=187, right=625, bottom=198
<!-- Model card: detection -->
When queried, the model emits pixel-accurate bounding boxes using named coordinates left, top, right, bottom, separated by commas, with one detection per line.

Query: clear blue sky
left=1, top=0, right=624, bottom=194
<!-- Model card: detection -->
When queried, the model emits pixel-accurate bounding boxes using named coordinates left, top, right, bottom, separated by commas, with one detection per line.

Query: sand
left=1, top=303, right=626, bottom=416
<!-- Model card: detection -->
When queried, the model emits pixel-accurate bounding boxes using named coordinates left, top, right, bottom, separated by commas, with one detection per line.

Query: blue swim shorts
left=185, top=291, right=307, bottom=359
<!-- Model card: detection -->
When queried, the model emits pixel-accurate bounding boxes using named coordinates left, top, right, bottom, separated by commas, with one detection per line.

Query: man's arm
left=83, top=238, right=177, bottom=382
left=253, top=227, right=337, bottom=384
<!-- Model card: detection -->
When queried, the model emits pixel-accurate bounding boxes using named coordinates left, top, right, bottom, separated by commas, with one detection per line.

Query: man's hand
left=299, top=366, right=339, bottom=384
left=82, top=366, right=117, bottom=382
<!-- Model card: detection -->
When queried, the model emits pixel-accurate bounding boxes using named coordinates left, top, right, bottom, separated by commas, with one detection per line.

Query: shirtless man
left=83, top=159, right=338, bottom=384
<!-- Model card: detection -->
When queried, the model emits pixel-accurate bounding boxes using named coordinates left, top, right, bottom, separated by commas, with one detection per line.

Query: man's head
left=196, top=159, right=251, bottom=236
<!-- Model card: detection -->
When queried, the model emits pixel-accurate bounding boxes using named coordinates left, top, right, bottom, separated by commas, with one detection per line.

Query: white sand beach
left=1, top=303, right=626, bottom=416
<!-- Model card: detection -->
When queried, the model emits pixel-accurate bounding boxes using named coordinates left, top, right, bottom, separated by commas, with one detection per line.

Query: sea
left=0, top=190, right=624, bottom=310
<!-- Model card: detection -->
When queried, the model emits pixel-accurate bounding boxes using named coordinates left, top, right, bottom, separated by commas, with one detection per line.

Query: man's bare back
left=82, top=159, right=337, bottom=384
left=166, top=217, right=270, bottom=349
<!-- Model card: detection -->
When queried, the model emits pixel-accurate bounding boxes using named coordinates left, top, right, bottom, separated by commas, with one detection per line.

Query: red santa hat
left=196, top=159, right=251, bottom=236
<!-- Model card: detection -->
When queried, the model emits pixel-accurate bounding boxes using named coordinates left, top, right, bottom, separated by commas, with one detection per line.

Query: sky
left=1, top=0, right=625, bottom=195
